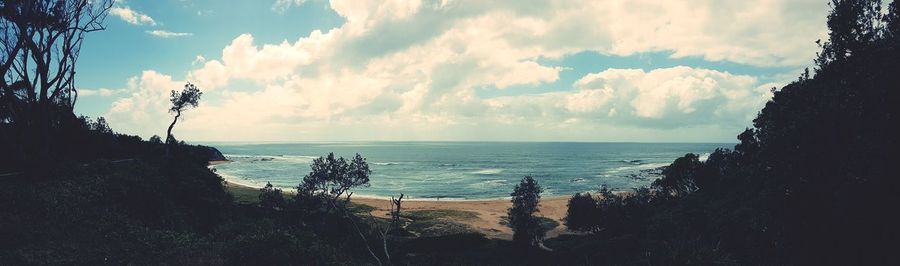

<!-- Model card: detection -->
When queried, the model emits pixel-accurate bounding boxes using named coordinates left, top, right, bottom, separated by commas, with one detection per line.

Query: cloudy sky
left=75, top=0, right=831, bottom=142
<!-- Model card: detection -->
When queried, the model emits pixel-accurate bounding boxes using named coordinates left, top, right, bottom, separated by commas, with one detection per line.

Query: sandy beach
left=223, top=179, right=571, bottom=240
left=352, top=196, right=571, bottom=240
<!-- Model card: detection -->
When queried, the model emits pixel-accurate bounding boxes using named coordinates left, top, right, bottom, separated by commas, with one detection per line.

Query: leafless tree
left=390, top=193, right=404, bottom=230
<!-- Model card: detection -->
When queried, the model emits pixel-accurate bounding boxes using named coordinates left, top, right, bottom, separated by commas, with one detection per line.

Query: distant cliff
left=200, top=146, right=227, bottom=161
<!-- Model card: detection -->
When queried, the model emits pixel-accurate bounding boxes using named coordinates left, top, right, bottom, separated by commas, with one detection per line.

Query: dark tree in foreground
left=297, top=153, right=371, bottom=209
left=651, top=153, right=702, bottom=198
left=508, top=176, right=545, bottom=247
left=1, top=0, right=113, bottom=120
left=1, top=0, right=113, bottom=173
left=816, top=0, right=884, bottom=67
left=564, top=192, right=601, bottom=233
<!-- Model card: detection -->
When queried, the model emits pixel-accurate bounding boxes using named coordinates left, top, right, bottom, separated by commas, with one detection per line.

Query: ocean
left=207, top=142, right=730, bottom=200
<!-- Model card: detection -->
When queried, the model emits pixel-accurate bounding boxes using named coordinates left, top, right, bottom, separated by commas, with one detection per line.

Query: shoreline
left=352, top=196, right=571, bottom=240
left=216, top=161, right=573, bottom=240
left=224, top=181, right=571, bottom=240
left=210, top=160, right=577, bottom=202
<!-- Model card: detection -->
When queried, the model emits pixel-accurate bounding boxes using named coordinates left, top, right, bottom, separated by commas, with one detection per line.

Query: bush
left=258, top=182, right=285, bottom=210
left=652, top=153, right=702, bottom=198
left=564, top=193, right=601, bottom=233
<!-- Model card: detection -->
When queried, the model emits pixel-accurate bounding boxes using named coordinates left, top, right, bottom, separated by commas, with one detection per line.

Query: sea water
left=206, top=142, right=729, bottom=200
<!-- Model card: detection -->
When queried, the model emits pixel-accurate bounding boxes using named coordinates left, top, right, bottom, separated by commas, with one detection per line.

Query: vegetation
left=559, top=0, right=900, bottom=264
left=165, top=82, right=202, bottom=146
left=1, top=0, right=114, bottom=175
left=563, top=193, right=601, bottom=233
left=296, top=152, right=371, bottom=210
left=1, top=0, right=897, bottom=264
left=258, top=182, right=286, bottom=210
left=401, top=210, right=478, bottom=237
left=507, top=176, right=546, bottom=248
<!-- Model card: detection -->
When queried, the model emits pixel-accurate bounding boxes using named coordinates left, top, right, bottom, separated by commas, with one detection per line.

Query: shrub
left=259, top=182, right=286, bottom=210
left=564, top=193, right=601, bottom=233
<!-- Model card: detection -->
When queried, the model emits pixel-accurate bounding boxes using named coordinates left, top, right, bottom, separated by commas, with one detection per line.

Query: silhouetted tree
left=816, top=0, right=884, bottom=67
left=508, top=176, right=545, bottom=247
left=259, top=182, right=286, bottom=210
left=297, top=153, right=371, bottom=210
left=149, top=135, right=162, bottom=144
left=564, top=193, right=601, bottom=233
left=652, top=153, right=702, bottom=198
left=166, top=83, right=201, bottom=146
left=91, top=117, right=111, bottom=134
left=1, top=0, right=113, bottom=173
left=1, top=0, right=112, bottom=118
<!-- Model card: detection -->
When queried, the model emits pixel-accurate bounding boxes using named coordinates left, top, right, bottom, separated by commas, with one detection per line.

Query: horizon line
left=193, top=140, right=738, bottom=145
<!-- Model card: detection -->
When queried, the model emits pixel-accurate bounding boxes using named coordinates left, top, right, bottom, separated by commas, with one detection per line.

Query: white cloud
left=272, top=0, right=306, bottom=14
left=146, top=30, right=193, bottom=38
left=110, top=6, right=156, bottom=26
left=79, top=88, right=125, bottom=97
left=192, top=55, right=206, bottom=66
left=107, top=71, right=184, bottom=138
left=563, top=67, right=769, bottom=126
left=105, top=0, right=827, bottom=141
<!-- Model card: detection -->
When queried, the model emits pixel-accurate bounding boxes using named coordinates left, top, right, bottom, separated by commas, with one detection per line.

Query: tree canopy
left=297, top=153, right=371, bottom=209
left=166, top=83, right=202, bottom=145
left=508, top=176, right=545, bottom=247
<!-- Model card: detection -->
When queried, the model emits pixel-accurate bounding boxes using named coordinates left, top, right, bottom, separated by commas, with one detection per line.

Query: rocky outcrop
left=200, top=146, right=227, bottom=161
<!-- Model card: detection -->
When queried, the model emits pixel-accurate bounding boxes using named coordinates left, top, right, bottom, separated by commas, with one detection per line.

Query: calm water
left=207, top=142, right=729, bottom=200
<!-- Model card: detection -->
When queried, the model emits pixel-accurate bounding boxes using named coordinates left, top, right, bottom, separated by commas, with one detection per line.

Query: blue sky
left=76, top=0, right=830, bottom=142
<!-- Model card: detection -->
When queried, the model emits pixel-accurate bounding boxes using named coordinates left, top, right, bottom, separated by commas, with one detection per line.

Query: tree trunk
left=165, top=110, right=180, bottom=156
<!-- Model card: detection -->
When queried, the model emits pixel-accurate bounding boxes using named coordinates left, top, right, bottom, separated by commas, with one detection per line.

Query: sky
left=74, top=0, right=832, bottom=142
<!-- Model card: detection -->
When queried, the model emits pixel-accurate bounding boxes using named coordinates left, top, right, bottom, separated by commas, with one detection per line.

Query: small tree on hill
left=166, top=83, right=202, bottom=146
left=92, top=117, right=112, bottom=134
left=149, top=135, right=162, bottom=144
left=508, top=176, right=545, bottom=247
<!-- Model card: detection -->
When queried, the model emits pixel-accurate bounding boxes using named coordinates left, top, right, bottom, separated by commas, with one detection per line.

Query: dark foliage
left=651, top=153, right=702, bottom=198
left=563, top=193, right=601, bottom=233
left=3, top=0, right=899, bottom=264
left=166, top=83, right=202, bottom=146
left=258, top=182, right=285, bottom=210
left=149, top=134, right=162, bottom=144
left=557, top=0, right=900, bottom=264
left=508, top=176, right=546, bottom=247
left=1, top=0, right=114, bottom=175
